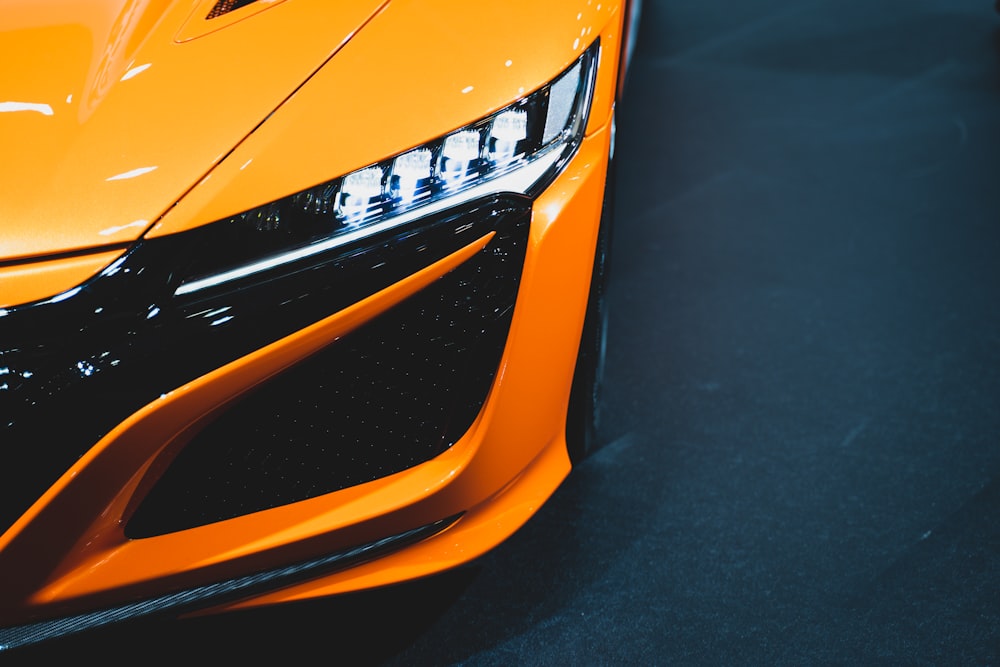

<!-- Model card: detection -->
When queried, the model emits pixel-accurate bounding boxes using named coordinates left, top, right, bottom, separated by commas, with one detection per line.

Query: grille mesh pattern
left=126, top=216, right=528, bottom=537
left=206, top=0, right=257, bottom=19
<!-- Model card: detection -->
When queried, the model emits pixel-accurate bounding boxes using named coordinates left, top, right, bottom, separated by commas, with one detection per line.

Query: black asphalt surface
left=15, top=0, right=1000, bottom=663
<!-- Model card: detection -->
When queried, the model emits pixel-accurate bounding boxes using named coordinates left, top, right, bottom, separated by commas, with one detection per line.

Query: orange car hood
left=0, top=0, right=386, bottom=262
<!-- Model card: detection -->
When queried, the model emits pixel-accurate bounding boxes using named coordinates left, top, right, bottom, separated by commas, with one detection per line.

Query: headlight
left=175, top=41, right=599, bottom=296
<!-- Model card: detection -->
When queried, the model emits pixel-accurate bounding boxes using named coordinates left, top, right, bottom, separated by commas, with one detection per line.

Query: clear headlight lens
left=176, top=41, right=599, bottom=296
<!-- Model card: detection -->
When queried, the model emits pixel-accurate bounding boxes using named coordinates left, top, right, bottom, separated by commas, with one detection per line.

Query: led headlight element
left=337, top=167, right=384, bottom=223
left=489, top=110, right=528, bottom=165
left=175, top=42, right=599, bottom=296
left=391, top=149, right=433, bottom=205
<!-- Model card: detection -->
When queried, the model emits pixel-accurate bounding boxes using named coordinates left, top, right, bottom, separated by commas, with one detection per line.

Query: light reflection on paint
left=101, top=255, right=129, bottom=278
left=45, top=287, right=82, bottom=305
left=106, top=166, right=157, bottom=182
left=188, top=306, right=232, bottom=320
left=120, top=63, right=151, bottom=81
left=99, top=219, right=148, bottom=236
left=0, top=101, right=54, bottom=116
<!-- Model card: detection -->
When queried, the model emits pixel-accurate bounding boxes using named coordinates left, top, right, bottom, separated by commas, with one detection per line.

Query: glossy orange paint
left=0, top=249, right=124, bottom=308
left=0, top=0, right=627, bottom=636
left=0, top=0, right=387, bottom=261
left=148, top=0, right=623, bottom=236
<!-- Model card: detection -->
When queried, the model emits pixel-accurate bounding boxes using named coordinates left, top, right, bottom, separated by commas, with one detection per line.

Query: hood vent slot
left=207, top=0, right=258, bottom=19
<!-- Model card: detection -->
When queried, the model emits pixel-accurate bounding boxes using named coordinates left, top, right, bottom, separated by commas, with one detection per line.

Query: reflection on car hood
left=0, top=0, right=386, bottom=262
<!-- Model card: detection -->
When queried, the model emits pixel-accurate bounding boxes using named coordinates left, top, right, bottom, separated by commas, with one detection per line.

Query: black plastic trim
left=0, top=515, right=460, bottom=653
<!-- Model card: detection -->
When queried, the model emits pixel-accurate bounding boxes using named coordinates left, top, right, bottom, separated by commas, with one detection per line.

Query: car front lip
left=0, top=516, right=457, bottom=652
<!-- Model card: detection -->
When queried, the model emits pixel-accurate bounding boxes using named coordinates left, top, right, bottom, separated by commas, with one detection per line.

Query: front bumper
left=0, top=109, right=614, bottom=647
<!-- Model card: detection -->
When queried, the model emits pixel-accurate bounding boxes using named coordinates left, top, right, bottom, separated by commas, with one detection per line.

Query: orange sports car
left=0, top=0, right=638, bottom=650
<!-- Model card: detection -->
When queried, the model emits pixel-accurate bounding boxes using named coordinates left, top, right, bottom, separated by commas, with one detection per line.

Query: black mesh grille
left=206, top=0, right=257, bottom=19
left=125, top=213, right=529, bottom=538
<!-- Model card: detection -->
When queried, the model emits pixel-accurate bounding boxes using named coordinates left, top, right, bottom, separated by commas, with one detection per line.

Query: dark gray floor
left=386, top=0, right=1000, bottom=662
left=15, top=0, right=1000, bottom=663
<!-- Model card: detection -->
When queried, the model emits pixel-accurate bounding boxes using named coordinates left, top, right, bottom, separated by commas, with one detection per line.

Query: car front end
left=0, top=0, right=629, bottom=650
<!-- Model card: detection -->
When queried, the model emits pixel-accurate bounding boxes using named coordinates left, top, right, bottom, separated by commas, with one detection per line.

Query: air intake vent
left=207, top=0, right=258, bottom=19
